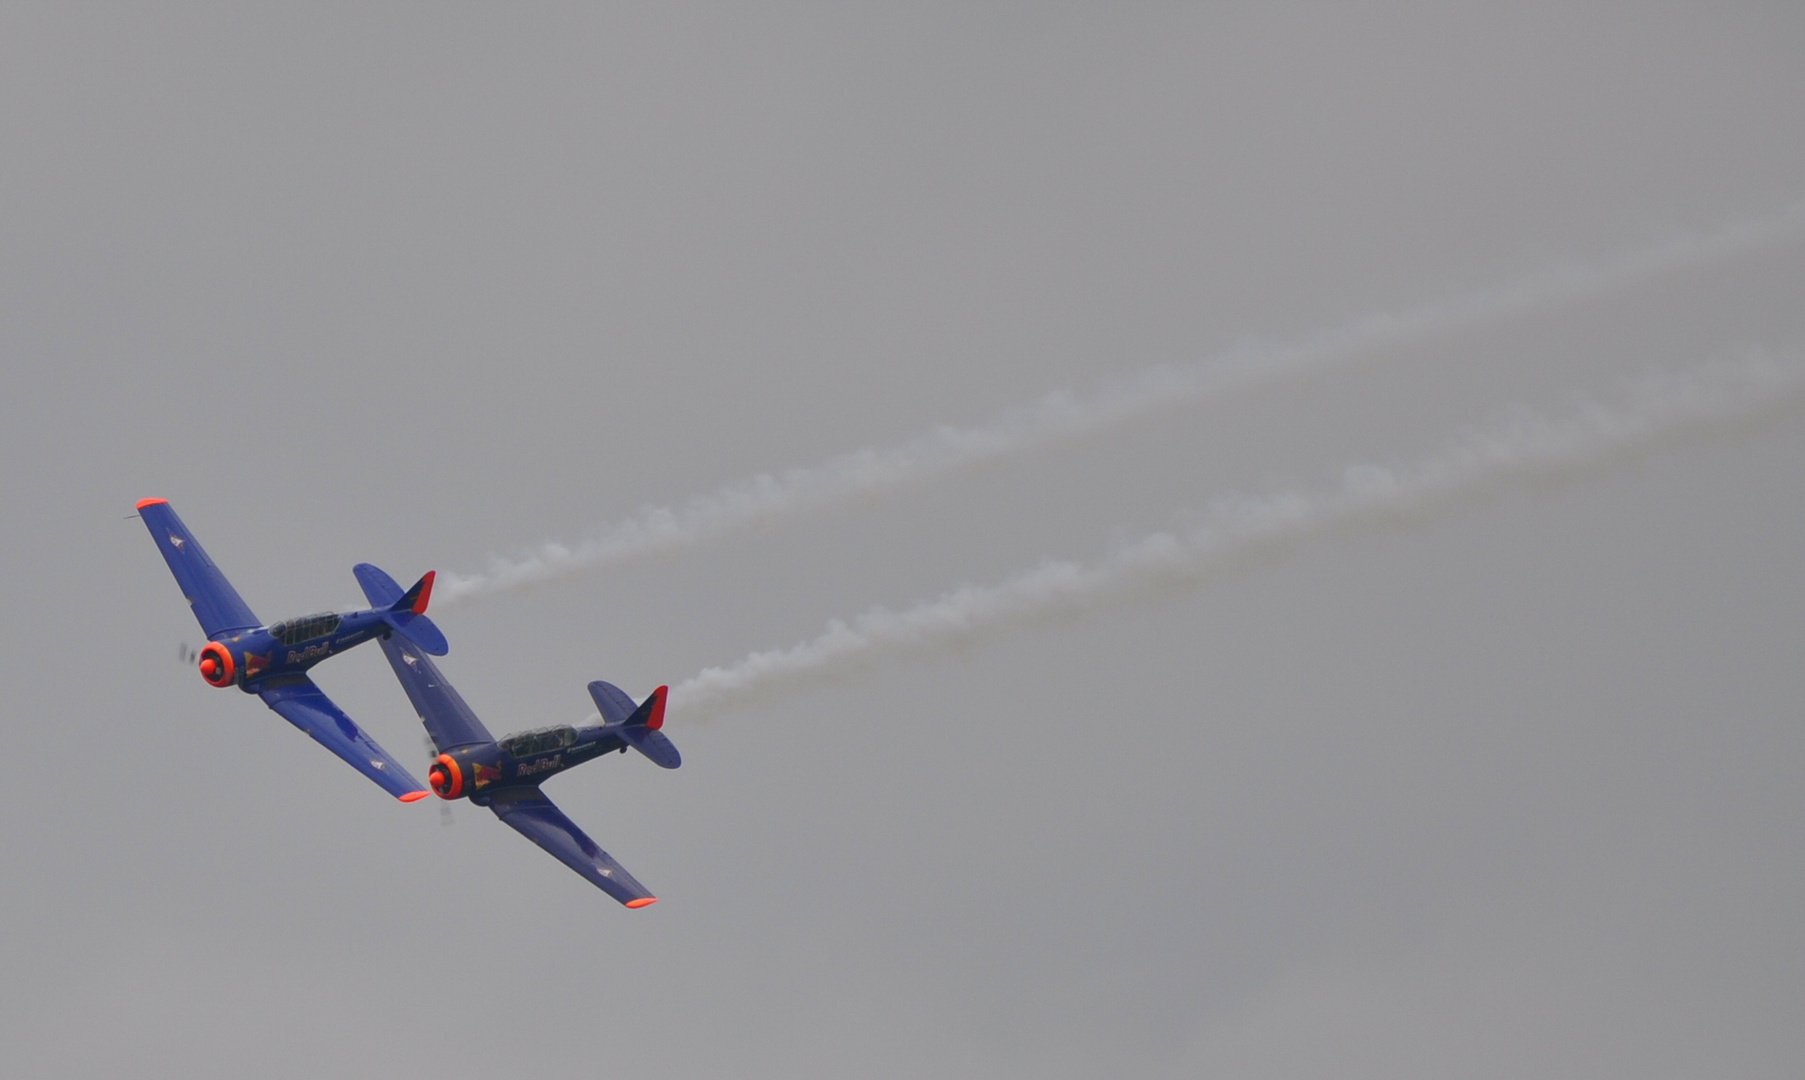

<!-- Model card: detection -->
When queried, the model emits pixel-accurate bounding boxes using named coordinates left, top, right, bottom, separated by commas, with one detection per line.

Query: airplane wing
left=376, top=635, right=494, bottom=752
left=259, top=676, right=430, bottom=801
left=487, top=787, right=657, bottom=907
left=136, top=499, right=260, bottom=638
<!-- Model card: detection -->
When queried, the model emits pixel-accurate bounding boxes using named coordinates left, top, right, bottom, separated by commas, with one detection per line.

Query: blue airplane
left=136, top=497, right=446, bottom=802
left=361, top=568, right=679, bottom=907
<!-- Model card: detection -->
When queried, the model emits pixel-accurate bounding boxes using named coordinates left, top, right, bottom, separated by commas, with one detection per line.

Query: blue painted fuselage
left=202, top=608, right=397, bottom=692
left=430, top=723, right=630, bottom=805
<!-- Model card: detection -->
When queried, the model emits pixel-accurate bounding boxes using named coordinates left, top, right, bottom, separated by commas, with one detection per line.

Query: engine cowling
left=198, top=641, right=236, bottom=688
left=428, top=753, right=464, bottom=799
left=428, top=747, right=509, bottom=801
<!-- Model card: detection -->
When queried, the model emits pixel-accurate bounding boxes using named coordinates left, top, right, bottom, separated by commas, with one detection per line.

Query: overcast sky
left=4, top=5, right=1804, bottom=1078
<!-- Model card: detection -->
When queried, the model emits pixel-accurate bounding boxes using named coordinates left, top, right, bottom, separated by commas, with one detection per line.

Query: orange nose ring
left=198, top=642, right=235, bottom=687
left=431, top=754, right=463, bottom=799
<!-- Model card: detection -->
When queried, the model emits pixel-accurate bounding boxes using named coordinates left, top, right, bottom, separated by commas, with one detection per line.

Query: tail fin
left=393, top=570, right=435, bottom=615
left=624, top=685, right=667, bottom=730
left=588, top=682, right=680, bottom=769
left=353, top=563, right=449, bottom=656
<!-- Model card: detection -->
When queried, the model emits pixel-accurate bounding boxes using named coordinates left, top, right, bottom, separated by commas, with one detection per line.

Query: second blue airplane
left=362, top=558, right=680, bottom=907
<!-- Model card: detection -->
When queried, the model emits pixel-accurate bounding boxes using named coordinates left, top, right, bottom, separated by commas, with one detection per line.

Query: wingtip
left=135, top=497, right=168, bottom=510
left=625, top=896, right=658, bottom=909
left=398, top=790, right=430, bottom=802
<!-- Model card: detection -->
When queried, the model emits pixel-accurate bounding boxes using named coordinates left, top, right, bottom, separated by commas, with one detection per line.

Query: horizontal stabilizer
left=354, top=563, right=449, bottom=655
left=587, top=679, right=638, bottom=725
left=621, top=726, right=681, bottom=770
left=588, top=682, right=680, bottom=769
left=386, top=610, right=449, bottom=656
left=353, top=562, right=404, bottom=607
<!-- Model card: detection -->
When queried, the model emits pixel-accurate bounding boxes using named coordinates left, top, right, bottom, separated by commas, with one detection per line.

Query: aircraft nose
left=199, top=657, right=216, bottom=677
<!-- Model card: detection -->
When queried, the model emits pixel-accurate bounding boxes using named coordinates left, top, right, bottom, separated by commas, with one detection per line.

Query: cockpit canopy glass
left=500, top=726, right=578, bottom=757
left=268, top=613, right=343, bottom=646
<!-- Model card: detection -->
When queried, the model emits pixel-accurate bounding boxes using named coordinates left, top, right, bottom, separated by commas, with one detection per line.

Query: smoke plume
left=668, top=355, right=1804, bottom=721
left=438, top=203, right=1805, bottom=605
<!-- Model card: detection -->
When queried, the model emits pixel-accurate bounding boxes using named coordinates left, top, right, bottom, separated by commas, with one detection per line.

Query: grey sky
left=3, top=6, right=1804, bottom=1078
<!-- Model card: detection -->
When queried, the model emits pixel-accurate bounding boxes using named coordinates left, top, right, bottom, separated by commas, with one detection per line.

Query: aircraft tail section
left=353, top=562, right=449, bottom=656
left=393, top=570, right=434, bottom=615
left=588, top=681, right=680, bottom=769
left=624, top=684, right=668, bottom=730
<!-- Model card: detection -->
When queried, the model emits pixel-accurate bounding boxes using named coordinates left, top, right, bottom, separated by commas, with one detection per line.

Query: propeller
left=424, top=734, right=453, bottom=827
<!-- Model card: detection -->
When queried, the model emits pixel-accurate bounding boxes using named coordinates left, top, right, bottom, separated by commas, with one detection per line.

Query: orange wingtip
left=624, top=897, right=658, bottom=909
left=398, top=790, right=431, bottom=802
left=135, top=497, right=168, bottom=509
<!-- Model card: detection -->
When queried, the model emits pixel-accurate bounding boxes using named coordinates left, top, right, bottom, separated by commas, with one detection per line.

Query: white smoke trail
left=668, top=354, right=1804, bottom=721
left=440, top=201, right=1805, bottom=605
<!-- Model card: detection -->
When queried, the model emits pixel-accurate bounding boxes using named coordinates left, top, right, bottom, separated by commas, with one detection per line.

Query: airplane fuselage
left=428, top=723, right=632, bottom=804
left=198, top=608, right=395, bottom=691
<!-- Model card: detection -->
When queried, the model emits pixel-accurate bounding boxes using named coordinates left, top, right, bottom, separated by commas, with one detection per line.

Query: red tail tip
left=625, top=897, right=658, bottom=909
left=412, top=570, right=436, bottom=614
left=135, top=497, right=168, bottom=509
left=398, top=790, right=430, bottom=802
left=646, top=685, right=668, bottom=731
